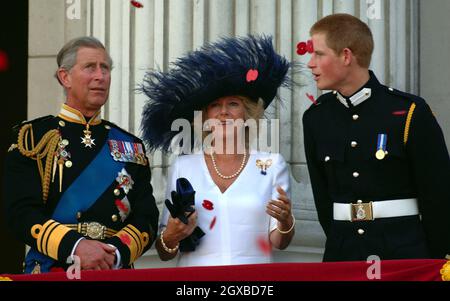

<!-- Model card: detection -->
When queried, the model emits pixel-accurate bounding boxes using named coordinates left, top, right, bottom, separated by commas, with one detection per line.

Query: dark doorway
left=0, top=1, right=28, bottom=274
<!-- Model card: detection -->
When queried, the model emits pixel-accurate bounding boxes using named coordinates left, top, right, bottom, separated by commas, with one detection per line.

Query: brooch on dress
left=256, top=159, right=272, bottom=175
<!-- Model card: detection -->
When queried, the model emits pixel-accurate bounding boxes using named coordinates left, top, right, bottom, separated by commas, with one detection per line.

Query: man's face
left=63, top=47, right=111, bottom=115
left=307, top=33, right=347, bottom=91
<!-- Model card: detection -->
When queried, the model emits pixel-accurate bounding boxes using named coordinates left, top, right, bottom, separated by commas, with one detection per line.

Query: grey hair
left=55, top=36, right=113, bottom=85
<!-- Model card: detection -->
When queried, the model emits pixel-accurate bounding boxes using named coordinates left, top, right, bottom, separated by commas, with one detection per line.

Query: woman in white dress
left=140, top=35, right=295, bottom=266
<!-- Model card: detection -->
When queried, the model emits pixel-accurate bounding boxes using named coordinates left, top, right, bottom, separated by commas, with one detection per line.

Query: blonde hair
left=310, top=14, right=374, bottom=68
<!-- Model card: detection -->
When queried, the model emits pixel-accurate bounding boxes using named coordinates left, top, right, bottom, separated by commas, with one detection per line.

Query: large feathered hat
left=140, top=34, right=291, bottom=152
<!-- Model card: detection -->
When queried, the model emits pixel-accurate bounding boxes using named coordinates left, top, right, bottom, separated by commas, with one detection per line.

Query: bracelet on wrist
left=276, top=214, right=296, bottom=234
left=160, top=229, right=179, bottom=254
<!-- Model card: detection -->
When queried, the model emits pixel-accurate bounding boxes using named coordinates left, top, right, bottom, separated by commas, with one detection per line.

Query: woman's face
left=205, top=96, right=247, bottom=145
left=206, top=96, right=246, bottom=121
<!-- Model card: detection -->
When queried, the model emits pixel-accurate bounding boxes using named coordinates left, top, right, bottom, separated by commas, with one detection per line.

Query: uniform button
left=353, top=172, right=360, bottom=178
left=114, top=189, right=121, bottom=196
left=351, top=141, right=358, bottom=148
left=59, top=120, right=66, bottom=127
left=357, top=200, right=363, bottom=204
left=333, top=91, right=337, bottom=95
left=324, top=156, right=330, bottom=162
left=352, top=114, right=359, bottom=120
left=65, top=160, right=73, bottom=168
left=388, top=87, right=394, bottom=91
left=61, top=139, right=69, bottom=146
left=105, top=125, right=111, bottom=130
left=112, top=215, right=118, bottom=222
left=358, top=229, right=365, bottom=235
left=76, top=212, right=82, bottom=219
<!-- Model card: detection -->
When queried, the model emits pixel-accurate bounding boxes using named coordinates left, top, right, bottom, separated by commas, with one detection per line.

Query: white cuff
left=70, top=237, right=85, bottom=258
left=108, top=244, right=122, bottom=269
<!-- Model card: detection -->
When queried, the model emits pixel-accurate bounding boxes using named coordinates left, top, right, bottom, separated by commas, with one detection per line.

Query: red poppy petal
left=202, top=200, right=214, bottom=210
left=306, top=93, right=317, bottom=105
left=307, top=39, right=314, bottom=53
left=296, top=42, right=307, bottom=55
left=130, top=1, right=143, bottom=8
left=256, top=236, right=272, bottom=255
left=209, top=216, right=217, bottom=230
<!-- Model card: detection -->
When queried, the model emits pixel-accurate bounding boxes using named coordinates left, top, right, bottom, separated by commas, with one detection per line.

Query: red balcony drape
left=1, top=259, right=447, bottom=281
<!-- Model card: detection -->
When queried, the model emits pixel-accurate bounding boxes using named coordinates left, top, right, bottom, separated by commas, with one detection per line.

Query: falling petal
left=306, top=93, right=317, bottom=105
left=256, top=236, right=272, bottom=255
left=209, top=216, right=217, bottom=230
left=130, top=1, right=144, bottom=8
left=202, top=199, right=214, bottom=210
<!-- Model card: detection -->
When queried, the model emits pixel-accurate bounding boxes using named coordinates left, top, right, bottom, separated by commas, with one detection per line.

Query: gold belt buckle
left=351, top=202, right=373, bottom=221
left=82, top=222, right=106, bottom=240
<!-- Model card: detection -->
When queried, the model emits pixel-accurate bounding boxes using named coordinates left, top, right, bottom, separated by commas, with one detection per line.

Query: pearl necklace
left=210, top=150, right=247, bottom=179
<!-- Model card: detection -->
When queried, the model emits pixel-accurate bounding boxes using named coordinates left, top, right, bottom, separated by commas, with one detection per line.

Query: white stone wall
left=28, top=0, right=421, bottom=268
left=420, top=0, right=450, bottom=145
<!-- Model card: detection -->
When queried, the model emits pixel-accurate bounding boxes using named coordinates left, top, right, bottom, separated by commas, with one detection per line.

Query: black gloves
left=165, top=178, right=205, bottom=252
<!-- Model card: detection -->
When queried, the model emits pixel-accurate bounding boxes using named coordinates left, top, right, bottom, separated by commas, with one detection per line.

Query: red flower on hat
left=202, top=200, right=214, bottom=210
left=130, top=1, right=143, bottom=8
left=209, top=216, right=217, bottom=230
left=246, top=69, right=258, bottom=82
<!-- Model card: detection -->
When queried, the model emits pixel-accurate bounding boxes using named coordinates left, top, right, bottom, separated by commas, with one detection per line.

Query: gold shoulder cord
left=403, top=103, right=416, bottom=145
left=17, top=124, right=61, bottom=202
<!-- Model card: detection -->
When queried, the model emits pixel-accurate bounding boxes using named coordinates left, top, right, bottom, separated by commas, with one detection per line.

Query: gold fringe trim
left=403, top=103, right=416, bottom=145
left=17, top=124, right=61, bottom=202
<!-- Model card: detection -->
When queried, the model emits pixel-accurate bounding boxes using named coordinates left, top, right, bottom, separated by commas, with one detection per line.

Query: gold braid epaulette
left=17, top=124, right=61, bottom=202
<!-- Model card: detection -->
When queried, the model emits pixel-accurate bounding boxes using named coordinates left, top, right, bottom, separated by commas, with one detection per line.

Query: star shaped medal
left=81, top=125, right=95, bottom=148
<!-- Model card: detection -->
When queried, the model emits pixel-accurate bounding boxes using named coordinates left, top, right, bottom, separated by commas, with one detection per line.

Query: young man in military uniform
left=303, top=14, right=450, bottom=261
left=3, top=37, right=159, bottom=273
